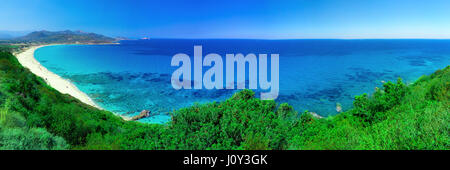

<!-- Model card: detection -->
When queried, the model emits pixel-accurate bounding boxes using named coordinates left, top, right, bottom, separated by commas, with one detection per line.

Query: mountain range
left=7, top=30, right=116, bottom=44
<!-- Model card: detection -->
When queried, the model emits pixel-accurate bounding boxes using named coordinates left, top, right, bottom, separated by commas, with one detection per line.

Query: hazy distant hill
left=12, top=30, right=115, bottom=44
left=0, top=30, right=30, bottom=40
left=0, top=33, right=13, bottom=39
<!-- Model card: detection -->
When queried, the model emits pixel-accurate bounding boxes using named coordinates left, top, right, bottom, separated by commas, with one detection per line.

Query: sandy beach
left=15, top=45, right=132, bottom=121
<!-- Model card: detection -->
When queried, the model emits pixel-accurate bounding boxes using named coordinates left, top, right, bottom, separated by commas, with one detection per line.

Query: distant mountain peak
left=13, top=30, right=115, bottom=44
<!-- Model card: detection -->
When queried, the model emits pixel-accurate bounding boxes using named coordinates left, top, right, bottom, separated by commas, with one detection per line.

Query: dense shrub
left=352, top=78, right=408, bottom=123
left=0, top=101, right=68, bottom=150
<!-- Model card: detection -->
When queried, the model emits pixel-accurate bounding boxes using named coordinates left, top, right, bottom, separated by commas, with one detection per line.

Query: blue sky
left=1, top=0, right=449, bottom=39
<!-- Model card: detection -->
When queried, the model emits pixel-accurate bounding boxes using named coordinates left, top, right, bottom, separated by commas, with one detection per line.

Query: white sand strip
left=15, top=45, right=132, bottom=121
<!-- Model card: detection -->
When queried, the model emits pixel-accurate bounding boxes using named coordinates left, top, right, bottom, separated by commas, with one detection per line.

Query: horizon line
left=2, top=29, right=450, bottom=40
left=127, top=37, right=450, bottom=40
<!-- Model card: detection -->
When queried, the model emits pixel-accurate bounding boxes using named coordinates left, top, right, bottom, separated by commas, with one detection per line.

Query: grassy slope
left=0, top=50, right=448, bottom=150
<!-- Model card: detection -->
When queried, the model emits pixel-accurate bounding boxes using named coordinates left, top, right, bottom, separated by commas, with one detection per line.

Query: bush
left=0, top=105, right=68, bottom=150
left=352, top=78, right=408, bottom=123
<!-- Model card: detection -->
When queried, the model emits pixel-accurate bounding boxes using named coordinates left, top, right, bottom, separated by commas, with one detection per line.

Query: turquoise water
left=34, top=39, right=450, bottom=123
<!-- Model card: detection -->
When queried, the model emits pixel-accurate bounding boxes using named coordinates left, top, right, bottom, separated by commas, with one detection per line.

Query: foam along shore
left=15, top=45, right=132, bottom=121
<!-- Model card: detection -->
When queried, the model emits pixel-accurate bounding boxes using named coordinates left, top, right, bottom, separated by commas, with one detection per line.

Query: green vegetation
left=0, top=49, right=448, bottom=150
left=0, top=44, right=21, bottom=53
left=0, top=97, right=68, bottom=150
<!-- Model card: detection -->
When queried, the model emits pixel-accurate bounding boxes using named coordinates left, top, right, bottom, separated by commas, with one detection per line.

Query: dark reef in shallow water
left=397, top=55, right=443, bottom=67
left=346, top=67, right=388, bottom=83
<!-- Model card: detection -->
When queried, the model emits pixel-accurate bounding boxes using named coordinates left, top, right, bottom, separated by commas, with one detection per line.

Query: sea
left=34, top=39, right=450, bottom=123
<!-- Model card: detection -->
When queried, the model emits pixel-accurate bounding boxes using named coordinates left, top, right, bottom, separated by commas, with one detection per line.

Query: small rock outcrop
left=336, top=103, right=342, bottom=113
left=309, top=112, right=323, bottom=119
left=131, top=110, right=150, bottom=121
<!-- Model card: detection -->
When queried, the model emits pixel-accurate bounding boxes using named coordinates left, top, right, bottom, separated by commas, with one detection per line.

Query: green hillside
left=0, top=50, right=448, bottom=150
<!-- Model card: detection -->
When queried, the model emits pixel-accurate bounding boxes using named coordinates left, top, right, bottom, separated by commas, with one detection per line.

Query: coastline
left=15, top=44, right=132, bottom=121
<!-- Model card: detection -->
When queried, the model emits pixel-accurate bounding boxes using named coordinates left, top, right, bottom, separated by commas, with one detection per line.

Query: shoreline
left=15, top=44, right=132, bottom=121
